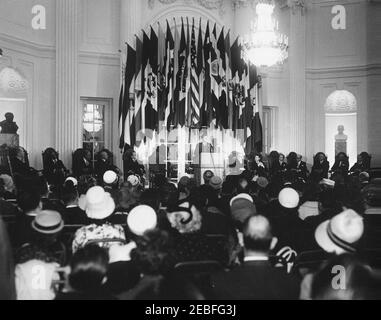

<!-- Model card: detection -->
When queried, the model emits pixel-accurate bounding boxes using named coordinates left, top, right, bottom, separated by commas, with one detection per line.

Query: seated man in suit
left=296, top=154, right=309, bottom=181
left=208, top=215, right=301, bottom=300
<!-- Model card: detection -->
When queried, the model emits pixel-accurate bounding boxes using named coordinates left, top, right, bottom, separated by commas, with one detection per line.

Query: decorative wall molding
left=146, top=6, right=225, bottom=31
left=148, top=0, right=230, bottom=16
left=0, top=67, right=29, bottom=93
left=0, top=33, right=55, bottom=59
left=324, top=90, right=358, bottom=114
left=306, top=64, right=381, bottom=79
left=79, top=51, right=120, bottom=67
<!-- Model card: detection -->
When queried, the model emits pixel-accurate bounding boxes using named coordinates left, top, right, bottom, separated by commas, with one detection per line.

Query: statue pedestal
left=0, top=134, right=19, bottom=148
left=335, top=140, right=347, bottom=155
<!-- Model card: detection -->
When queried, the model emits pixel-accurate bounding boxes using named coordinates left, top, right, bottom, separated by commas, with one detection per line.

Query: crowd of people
left=0, top=145, right=381, bottom=300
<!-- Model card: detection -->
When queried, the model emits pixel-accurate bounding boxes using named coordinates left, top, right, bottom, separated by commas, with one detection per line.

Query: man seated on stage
left=123, top=148, right=145, bottom=181
left=296, top=154, right=309, bottom=180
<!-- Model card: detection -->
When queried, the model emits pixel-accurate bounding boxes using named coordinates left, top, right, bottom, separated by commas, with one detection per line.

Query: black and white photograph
left=0, top=0, right=381, bottom=305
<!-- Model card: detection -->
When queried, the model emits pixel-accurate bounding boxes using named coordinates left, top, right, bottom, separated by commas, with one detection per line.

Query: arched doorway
left=324, top=90, right=357, bottom=167
left=0, top=67, right=28, bottom=148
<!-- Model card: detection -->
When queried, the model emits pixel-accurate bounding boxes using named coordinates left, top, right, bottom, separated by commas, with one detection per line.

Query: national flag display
left=119, top=18, right=263, bottom=155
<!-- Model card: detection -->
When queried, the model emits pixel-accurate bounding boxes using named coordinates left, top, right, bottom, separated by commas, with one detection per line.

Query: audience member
left=56, top=245, right=116, bottom=300
left=208, top=215, right=300, bottom=300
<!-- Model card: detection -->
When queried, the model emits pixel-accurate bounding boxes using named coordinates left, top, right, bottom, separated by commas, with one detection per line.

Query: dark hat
left=210, top=176, right=223, bottom=190
left=230, top=194, right=257, bottom=224
left=203, top=170, right=214, bottom=181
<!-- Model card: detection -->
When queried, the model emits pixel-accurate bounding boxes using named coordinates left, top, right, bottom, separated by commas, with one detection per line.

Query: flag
left=185, top=17, right=191, bottom=127
left=225, top=30, right=233, bottom=130
left=173, top=18, right=181, bottom=127
left=202, top=21, right=212, bottom=127
left=176, top=18, right=187, bottom=127
left=217, top=27, right=228, bottom=129
left=231, top=37, right=245, bottom=132
left=245, top=70, right=263, bottom=155
left=134, top=34, right=143, bottom=139
left=118, top=84, right=125, bottom=149
left=197, top=18, right=204, bottom=127
left=124, top=44, right=136, bottom=147
left=164, top=20, right=175, bottom=129
left=210, top=24, right=219, bottom=127
left=158, top=22, right=166, bottom=124
left=141, top=31, right=150, bottom=134
left=149, top=26, right=158, bottom=117
left=189, top=18, right=200, bottom=127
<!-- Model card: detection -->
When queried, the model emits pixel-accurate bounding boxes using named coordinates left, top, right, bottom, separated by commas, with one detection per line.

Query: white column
left=288, top=5, right=306, bottom=155
left=55, top=0, right=80, bottom=168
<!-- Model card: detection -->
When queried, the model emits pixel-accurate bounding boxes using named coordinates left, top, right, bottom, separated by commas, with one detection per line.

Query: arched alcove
left=324, top=90, right=357, bottom=166
left=0, top=66, right=29, bottom=148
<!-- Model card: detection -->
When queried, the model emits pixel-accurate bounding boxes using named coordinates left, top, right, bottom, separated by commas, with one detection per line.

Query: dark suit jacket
left=63, top=206, right=88, bottom=225
left=297, top=161, right=309, bottom=179
left=208, top=260, right=300, bottom=300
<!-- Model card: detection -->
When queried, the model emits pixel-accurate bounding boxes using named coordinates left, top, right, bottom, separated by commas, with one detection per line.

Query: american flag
left=189, top=19, right=200, bottom=127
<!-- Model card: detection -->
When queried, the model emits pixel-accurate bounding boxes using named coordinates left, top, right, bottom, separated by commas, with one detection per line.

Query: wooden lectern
left=0, top=134, right=19, bottom=148
left=199, top=152, right=225, bottom=183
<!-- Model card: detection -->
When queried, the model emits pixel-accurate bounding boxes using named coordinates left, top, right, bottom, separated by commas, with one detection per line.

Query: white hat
left=230, top=193, right=253, bottom=207
left=315, top=209, right=364, bottom=255
left=278, top=188, right=300, bottom=209
left=65, top=177, right=78, bottom=187
left=127, top=175, right=140, bottom=187
left=83, top=186, right=115, bottom=220
left=103, top=170, right=118, bottom=185
left=127, top=205, right=157, bottom=236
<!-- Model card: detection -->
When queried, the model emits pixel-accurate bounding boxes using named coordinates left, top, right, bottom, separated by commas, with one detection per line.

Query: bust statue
left=0, top=113, right=19, bottom=134
left=335, top=125, right=348, bottom=141
left=335, top=125, right=347, bottom=155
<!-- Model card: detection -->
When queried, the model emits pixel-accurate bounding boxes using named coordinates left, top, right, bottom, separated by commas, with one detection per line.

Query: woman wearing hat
left=72, top=186, right=126, bottom=253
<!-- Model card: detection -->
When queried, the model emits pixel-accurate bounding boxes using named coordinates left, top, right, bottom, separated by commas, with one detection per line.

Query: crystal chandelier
left=243, top=0, right=289, bottom=67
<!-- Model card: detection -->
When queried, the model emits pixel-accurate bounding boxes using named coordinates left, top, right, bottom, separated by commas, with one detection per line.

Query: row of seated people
left=1, top=148, right=381, bottom=300
left=246, top=151, right=372, bottom=182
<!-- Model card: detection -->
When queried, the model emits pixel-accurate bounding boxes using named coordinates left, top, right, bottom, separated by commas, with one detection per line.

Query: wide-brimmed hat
left=278, top=188, right=300, bottom=209
left=83, top=186, right=115, bottom=220
left=127, top=205, right=157, bottom=236
left=315, top=209, right=364, bottom=255
left=31, top=210, right=64, bottom=234
left=103, top=170, right=118, bottom=185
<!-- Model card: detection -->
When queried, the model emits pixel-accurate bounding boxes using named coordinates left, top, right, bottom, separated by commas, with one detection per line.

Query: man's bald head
left=243, top=215, right=274, bottom=252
